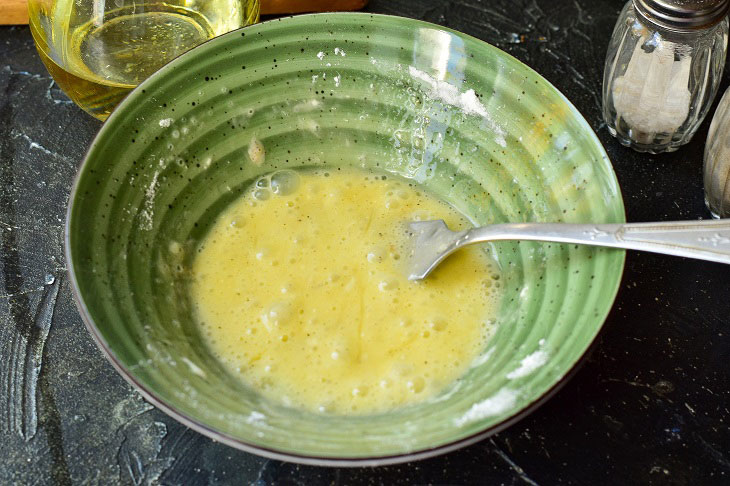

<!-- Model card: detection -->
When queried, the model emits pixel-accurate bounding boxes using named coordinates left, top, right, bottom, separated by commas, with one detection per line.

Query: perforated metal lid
left=634, top=0, right=730, bottom=30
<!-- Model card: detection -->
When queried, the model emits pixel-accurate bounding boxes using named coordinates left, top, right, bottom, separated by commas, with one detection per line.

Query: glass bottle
left=28, top=0, right=260, bottom=120
left=704, top=86, right=730, bottom=218
left=603, top=0, right=729, bottom=153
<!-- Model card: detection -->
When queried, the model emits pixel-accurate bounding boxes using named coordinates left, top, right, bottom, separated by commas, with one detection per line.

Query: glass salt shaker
left=704, top=86, right=730, bottom=217
left=603, top=0, right=729, bottom=153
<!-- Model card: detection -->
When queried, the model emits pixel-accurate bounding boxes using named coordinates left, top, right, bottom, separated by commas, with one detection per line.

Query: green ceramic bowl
left=66, top=13, right=625, bottom=465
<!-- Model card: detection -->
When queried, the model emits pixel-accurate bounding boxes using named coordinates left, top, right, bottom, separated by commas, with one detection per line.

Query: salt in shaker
left=704, top=86, right=730, bottom=218
left=603, top=0, right=729, bottom=153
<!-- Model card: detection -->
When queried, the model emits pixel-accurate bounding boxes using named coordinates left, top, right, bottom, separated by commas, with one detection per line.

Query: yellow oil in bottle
left=29, top=0, right=259, bottom=120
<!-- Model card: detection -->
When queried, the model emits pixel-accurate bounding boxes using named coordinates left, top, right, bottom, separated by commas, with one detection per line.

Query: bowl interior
left=67, top=13, right=625, bottom=463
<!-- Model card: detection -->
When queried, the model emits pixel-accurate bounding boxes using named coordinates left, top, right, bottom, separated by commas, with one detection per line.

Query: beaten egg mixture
left=191, top=168, right=499, bottom=414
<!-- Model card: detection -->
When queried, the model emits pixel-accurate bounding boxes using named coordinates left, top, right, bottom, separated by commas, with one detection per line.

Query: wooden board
left=0, top=0, right=368, bottom=25
left=0, top=0, right=29, bottom=25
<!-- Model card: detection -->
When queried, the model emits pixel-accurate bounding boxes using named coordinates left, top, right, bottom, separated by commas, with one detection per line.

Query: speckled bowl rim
left=65, top=12, right=626, bottom=467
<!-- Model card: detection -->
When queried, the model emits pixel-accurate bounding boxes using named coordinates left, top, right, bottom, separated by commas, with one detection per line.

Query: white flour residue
left=506, top=349, right=548, bottom=380
left=246, top=411, right=266, bottom=426
left=471, top=346, right=496, bottom=368
left=455, top=388, right=519, bottom=427
left=159, top=118, right=173, bottom=128
left=334, top=47, right=346, bottom=56
left=139, top=169, right=160, bottom=230
left=334, top=74, right=341, bottom=87
left=292, top=99, right=321, bottom=113
left=248, top=137, right=265, bottom=166
left=181, top=357, right=207, bottom=378
left=432, top=380, right=463, bottom=403
left=317, top=51, right=325, bottom=60
left=408, top=66, right=507, bottom=147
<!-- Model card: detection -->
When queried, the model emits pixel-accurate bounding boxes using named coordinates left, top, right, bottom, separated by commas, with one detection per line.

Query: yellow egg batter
left=190, top=168, right=499, bottom=414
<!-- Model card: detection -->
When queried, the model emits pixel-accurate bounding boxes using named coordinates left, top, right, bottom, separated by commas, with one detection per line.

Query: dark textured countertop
left=1, top=0, right=729, bottom=484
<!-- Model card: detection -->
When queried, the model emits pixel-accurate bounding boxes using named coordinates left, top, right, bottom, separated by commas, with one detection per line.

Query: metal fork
left=407, top=219, right=730, bottom=280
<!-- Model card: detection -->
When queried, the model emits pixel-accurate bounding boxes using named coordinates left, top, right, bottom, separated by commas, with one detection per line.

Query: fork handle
left=464, top=220, right=730, bottom=265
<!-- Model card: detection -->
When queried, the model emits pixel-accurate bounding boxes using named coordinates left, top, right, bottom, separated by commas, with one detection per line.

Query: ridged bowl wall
left=67, top=13, right=625, bottom=465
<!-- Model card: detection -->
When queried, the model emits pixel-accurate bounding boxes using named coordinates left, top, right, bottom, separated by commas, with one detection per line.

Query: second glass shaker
left=603, top=0, right=729, bottom=153
left=704, top=86, right=730, bottom=218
